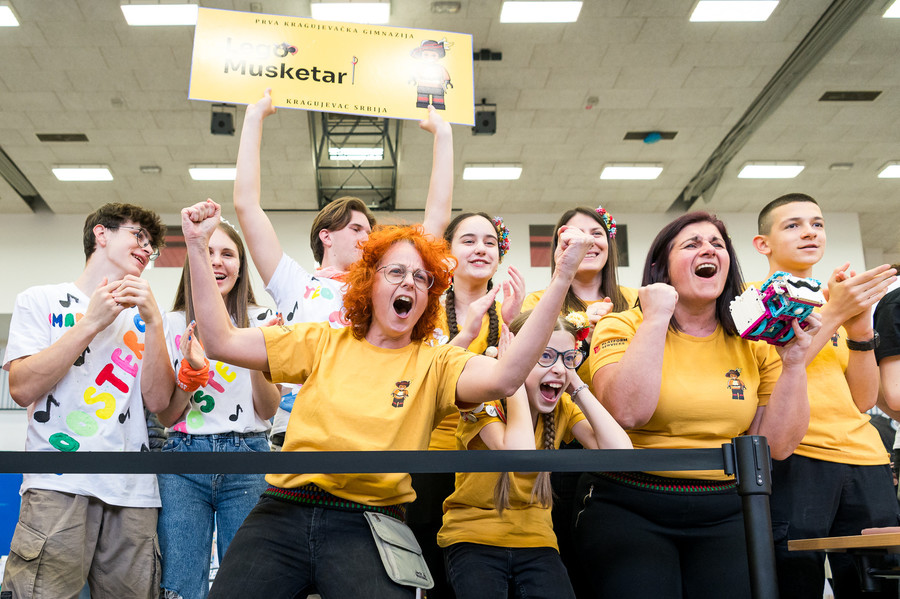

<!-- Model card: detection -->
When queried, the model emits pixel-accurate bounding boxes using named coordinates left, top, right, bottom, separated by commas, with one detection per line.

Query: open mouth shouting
left=392, top=294, right=414, bottom=318
left=694, top=262, right=718, bottom=279
left=538, top=380, right=564, bottom=406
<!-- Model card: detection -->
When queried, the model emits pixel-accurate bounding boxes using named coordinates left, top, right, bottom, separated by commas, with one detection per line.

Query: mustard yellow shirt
left=589, top=308, right=781, bottom=479
left=523, top=285, right=639, bottom=386
left=429, top=302, right=504, bottom=450
left=746, top=281, right=887, bottom=465
left=262, top=323, right=474, bottom=505
left=437, top=396, right=585, bottom=550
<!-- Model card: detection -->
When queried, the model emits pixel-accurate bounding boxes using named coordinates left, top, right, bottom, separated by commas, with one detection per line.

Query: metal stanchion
left=729, top=435, right=778, bottom=599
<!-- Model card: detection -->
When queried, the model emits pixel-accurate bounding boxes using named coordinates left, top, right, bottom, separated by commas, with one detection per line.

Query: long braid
left=447, top=280, right=500, bottom=355
left=493, top=396, right=512, bottom=515
left=485, top=279, right=499, bottom=351
left=530, top=411, right=556, bottom=509
left=445, top=284, right=460, bottom=336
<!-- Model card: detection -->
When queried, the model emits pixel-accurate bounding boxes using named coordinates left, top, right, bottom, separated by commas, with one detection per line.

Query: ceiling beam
left=668, top=0, right=876, bottom=214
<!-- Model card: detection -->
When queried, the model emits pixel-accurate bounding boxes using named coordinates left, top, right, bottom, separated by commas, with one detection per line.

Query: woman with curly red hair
left=179, top=199, right=594, bottom=599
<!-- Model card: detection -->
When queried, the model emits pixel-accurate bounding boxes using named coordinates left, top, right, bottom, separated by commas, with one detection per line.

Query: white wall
left=0, top=208, right=868, bottom=313
left=0, top=208, right=868, bottom=450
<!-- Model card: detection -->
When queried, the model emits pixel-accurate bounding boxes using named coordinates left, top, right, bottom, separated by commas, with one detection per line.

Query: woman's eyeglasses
left=376, top=264, right=434, bottom=291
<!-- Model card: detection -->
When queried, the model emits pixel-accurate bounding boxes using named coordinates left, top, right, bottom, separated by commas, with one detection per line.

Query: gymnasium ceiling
left=1, top=0, right=899, bottom=262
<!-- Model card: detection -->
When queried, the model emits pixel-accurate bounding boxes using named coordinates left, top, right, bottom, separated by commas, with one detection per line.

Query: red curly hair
left=344, top=224, right=456, bottom=342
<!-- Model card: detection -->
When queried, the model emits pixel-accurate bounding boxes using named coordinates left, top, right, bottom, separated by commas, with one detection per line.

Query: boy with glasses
left=2, top=202, right=175, bottom=599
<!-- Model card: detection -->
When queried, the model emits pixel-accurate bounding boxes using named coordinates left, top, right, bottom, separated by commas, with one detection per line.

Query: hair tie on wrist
left=177, top=358, right=210, bottom=393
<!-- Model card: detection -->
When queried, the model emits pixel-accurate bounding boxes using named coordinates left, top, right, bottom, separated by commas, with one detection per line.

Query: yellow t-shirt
left=429, top=302, right=503, bottom=451
left=262, top=323, right=474, bottom=505
left=589, top=308, right=781, bottom=479
left=746, top=282, right=887, bottom=465
left=523, top=285, right=638, bottom=386
left=437, top=396, right=585, bottom=550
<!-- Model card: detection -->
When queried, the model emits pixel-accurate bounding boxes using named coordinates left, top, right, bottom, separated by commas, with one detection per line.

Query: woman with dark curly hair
left=180, top=199, right=593, bottom=599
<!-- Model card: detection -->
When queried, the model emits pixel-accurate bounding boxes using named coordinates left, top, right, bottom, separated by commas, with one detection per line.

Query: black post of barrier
left=729, top=435, right=778, bottom=599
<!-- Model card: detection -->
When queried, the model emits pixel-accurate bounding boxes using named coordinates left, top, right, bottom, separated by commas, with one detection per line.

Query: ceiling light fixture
left=189, top=166, right=237, bottom=181
left=311, top=2, right=391, bottom=24
left=328, top=147, right=385, bottom=160
left=120, top=2, right=199, bottom=26
left=877, top=162, right=900, bottom=178
left=737, top=162, right=804, bottom=179
left=463, top=164, right=522, bottom=180
left=690, top=1, right=778, bottom=22
left=0, top=2, right=19, bottom=26
left=884, top=0, right=900, bottom=18
left=52, top=166, right=114, bottom=182
left=600, top=164, right=663, bottom=180
left=500, top=1, right=583, bottom=23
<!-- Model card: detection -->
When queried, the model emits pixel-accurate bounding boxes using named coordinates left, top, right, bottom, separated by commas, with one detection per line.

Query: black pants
left=573, top=473, right=750, bottom=599
left=771, top=455, right=900, bottom=599
left=408, top=472, right=457, bottom=598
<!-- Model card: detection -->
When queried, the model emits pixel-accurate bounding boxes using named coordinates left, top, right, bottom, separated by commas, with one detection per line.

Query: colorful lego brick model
left=729, top=271, right=825, bottom=346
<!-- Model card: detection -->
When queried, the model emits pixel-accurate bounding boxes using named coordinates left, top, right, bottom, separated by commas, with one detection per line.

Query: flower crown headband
left=564, top=311, right=591, bottom=342
left=492, top=216, right=511, bottom=260
left=596, top=205, right=616, bottom=240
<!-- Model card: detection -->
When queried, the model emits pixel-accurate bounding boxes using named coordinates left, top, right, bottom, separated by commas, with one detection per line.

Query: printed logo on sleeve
left=597, top=338, right=627, bottom=352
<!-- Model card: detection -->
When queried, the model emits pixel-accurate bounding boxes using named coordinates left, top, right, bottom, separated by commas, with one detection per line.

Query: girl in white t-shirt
left=157, top=219, right=280, bottom=599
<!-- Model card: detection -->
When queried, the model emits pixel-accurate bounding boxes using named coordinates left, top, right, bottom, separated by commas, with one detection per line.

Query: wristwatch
left=846, top=331, right=880, bottom=351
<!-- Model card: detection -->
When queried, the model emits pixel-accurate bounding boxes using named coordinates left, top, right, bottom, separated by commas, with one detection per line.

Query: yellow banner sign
left=189, top=7, right=474, bottom=125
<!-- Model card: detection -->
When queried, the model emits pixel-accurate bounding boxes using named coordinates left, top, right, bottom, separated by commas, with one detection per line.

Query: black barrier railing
left=0, top=435, right=777, bottom=598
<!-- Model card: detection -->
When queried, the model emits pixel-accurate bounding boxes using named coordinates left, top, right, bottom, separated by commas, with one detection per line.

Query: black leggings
left=573, top=472, right=750, bottom=599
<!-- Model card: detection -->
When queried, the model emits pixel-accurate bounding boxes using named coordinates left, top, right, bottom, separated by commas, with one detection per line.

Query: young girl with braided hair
left=408, top=211, right=525, bottom=598
left=522, top=205, right=637, bottom=594
left=431, top=211, right=524, bottom=450
left=437, top=310, right=631, bottom=599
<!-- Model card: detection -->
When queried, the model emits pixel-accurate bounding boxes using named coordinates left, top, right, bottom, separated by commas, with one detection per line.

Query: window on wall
left=152, top=228, right=187, bottom=268
left=528, top=224, right=554, bottom=267
left=528, top=224, right=629, bottom=267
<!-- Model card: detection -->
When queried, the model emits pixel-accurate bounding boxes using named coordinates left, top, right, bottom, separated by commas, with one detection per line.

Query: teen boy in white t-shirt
left=2, top=203, right=175, bottom=599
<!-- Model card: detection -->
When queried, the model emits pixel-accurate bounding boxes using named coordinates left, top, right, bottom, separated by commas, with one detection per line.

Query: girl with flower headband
left=437, top=309, right=631, bottom=599
left=435, top=211, right=525, bottom=450
left=406, top=211, right=524, bottom=598
left=156, top=217, right=281, bottom=599
left=523, top=205, right=636, bottom=388
left=521, top=205, right=636, bottom=596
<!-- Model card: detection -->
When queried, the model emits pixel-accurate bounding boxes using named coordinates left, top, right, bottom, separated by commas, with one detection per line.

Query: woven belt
left=597, top=471, right=737, bottom=494
left=264, top=484, right=407, bottom=521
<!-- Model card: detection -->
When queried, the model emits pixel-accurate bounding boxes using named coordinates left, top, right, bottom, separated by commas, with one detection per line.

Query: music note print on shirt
left=59, top=293, right=80, bottom=308
left=34, top=394, right=59, bottom=423
left=74, top=346, right=91, bottom=367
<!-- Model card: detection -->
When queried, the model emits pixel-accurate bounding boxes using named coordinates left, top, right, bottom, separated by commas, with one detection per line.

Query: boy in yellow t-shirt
left=753, top=193, right=899, bottom=599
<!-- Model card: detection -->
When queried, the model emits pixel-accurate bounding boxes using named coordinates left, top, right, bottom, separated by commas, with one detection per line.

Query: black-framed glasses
left=376, top=264, right=434, bottom=291
left=538, top=347, right=584, bottom=370
left=114, top=225, right=160, bottom=261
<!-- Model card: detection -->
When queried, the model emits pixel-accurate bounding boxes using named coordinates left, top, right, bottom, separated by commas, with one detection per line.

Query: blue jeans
left=207, top=496, right=416, bottom=599
left=157, top=432, right=269, bottom=599
left=444, top=542, right=576, bottom=599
